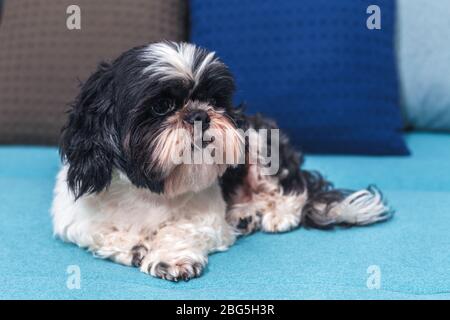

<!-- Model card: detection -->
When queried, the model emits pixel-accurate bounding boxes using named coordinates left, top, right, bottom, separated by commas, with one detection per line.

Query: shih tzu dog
left=52, top=42, right=392, bottom=281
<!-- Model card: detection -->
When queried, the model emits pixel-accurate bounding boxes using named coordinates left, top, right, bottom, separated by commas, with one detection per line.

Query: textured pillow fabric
left=191, top=0, right=408, bottom=155
left=398, top=0, right=450, bottom=131
left=0, top=0, right=187, bottom=145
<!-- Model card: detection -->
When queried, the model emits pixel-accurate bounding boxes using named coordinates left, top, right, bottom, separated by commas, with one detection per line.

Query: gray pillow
left=0, top=0, right=187, bottom=144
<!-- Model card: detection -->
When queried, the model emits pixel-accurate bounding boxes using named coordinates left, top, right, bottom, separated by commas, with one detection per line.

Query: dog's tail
left=299, top=170, right=393, bottom=228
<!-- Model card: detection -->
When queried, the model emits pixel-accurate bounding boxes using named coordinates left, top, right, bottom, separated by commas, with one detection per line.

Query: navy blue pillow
left=190, top=0, right=409, bottom=155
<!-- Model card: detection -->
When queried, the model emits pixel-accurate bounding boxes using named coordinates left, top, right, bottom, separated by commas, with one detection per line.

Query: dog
left=51, top=42, right=392, bottom=281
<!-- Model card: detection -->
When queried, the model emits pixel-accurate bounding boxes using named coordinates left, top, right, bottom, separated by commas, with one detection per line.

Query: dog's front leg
left=140, top=216, right=235, bottom=281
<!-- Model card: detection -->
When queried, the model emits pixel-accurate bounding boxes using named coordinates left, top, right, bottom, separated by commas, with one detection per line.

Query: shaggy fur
left=52, top=42, right=393, bottom=281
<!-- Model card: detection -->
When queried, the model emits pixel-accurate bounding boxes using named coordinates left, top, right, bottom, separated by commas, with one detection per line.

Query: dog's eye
left=151, top=99, right=175, bottom=116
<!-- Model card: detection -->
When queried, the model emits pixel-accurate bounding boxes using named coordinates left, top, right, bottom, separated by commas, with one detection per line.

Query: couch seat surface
left=0, top=133, right=449, bottom=299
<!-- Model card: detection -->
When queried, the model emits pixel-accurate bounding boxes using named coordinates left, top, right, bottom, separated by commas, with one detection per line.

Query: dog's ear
left=60, top=62, right=118, bottom=199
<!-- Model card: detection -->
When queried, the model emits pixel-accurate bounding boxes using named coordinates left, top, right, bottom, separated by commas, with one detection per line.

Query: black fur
left=60, top=62, right=119, bottom=199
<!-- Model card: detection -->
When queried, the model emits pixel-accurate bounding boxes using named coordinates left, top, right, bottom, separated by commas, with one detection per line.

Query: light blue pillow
left=398, top=0, right=450, bottom=131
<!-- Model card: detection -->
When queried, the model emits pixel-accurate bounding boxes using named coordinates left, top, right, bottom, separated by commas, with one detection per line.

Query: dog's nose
left=184, top=110, right=210, bottom=130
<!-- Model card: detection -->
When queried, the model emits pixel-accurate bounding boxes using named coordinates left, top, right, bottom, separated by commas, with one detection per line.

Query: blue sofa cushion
left=0, top=133, right=449, bottom=299
left=190, top=0, right=408, bottom=155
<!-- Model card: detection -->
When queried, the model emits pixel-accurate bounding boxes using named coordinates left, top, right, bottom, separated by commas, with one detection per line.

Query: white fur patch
left=141, top=42, right=218, bottom=85
left=259, top=191, right=307, bottom=233
left=332, top=186, right=393, bottom=225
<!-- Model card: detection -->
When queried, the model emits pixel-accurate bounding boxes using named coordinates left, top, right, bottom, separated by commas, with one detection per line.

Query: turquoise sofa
left=1, top=132, right=449, bottom=299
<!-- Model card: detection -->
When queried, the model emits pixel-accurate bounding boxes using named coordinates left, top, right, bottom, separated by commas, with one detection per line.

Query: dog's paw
left=153, top=261, right=204, bottom=282
left=131, top=244, right=148, bottom=267
left=260, top=210, right=301, bottom=233
left=143, top=259, right=204, bottom=282
left=226, top=206, right=262, bottom=235
left=140, top=252, right=207, bottom=282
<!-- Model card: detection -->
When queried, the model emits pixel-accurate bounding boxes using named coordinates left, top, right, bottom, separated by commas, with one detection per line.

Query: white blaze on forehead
left=141, top=42, right=218, bottom=85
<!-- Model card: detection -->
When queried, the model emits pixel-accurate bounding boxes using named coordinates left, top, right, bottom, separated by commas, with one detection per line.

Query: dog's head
left=61, top=42, right=244, bottom=199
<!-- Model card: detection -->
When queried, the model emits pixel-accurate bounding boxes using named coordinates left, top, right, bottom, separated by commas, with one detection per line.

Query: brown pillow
left=0, top=0, right=187, bottom=145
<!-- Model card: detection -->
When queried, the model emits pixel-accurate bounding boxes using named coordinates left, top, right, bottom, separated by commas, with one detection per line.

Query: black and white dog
left=52, top=42, right=392, bottom=281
